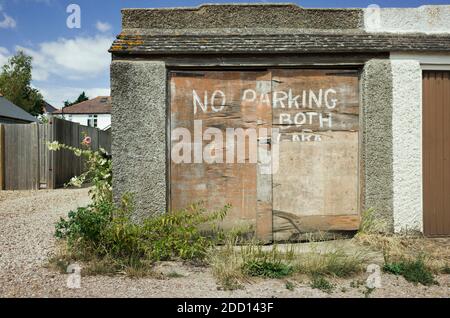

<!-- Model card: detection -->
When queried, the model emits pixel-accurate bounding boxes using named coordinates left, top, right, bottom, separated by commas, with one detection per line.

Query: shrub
left=383, top=257, right=438, bottom=286
left=55, top=200, right=113, bottom=245
left=51, top=137, right=230, bottom=274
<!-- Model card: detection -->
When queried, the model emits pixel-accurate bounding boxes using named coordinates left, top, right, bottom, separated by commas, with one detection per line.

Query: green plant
left=310, top=275, right=334, bottom=293
left=242, top=259, right=293, bottom=279
left=50, top=137, right=230, bottom=275
left=55, top=200, right=113, bottom=245
left=285, top=281, right=295, bottom=291
left=442, top=264, right=450, bottom=274
left=358, top=208, right=386, bottom=235
left=383, top=257, right=438, bottom=286
left=48, top=139, right=112, bottom=205
left=241, top=244, right=294, bottom=279
left=166, top=271, right=185, bottom=278
left=363, top=287, right=375, bottom=298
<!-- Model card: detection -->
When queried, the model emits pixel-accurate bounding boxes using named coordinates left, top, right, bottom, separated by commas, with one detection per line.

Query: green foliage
left=241, top=245, right=294, bottom=279
left=285, top=281, right=295, bottom=291
left=56, top=196, right=230, bottom=268
left=48, top=140, right=112, bottom=205
left=64, top=91, right=89, bottom=107
left=442, top=264, right=450, bottom=274
left=0, top=51, right=43, bottom=114
left=166, top=271, right=184, bottom=278
left=51, top=136, right=230, bottom=274
left=55, top=200, right=113, bottom=244
left=310, top=275, right=334, bottom=293
left=358, top=208, right=386, bottom=235
left=383, top=257, right=438, bottom=286
left=242, top=259, right=293, bottom=279
left=99, top=202, right=230, bottom=263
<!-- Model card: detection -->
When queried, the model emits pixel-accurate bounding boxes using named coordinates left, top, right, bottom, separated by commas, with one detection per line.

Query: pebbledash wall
left=110, top=4, right=450, bottom=235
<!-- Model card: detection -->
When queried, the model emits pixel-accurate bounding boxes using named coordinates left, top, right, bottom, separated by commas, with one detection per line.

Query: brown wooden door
left=423, top=71, right=450, bottom=237
left=169, top=71, right=273, bottom=241
left=169, top=69, right=361, bottom=242
left=271, top=69, right=361, bottom=241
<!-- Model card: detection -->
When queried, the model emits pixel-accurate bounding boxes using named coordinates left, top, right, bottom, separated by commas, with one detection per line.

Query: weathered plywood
left=273, top=131, right=359, bottom=216
left=272, top=69, right=360, bottom=240
left=274, top=212, right=360, bottom=241
left=170, top=71, right=273, bottom=238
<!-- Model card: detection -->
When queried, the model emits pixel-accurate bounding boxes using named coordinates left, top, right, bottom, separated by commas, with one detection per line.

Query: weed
left=363, top=287, right=375, bottom=298
left=209, top=240, right=246, bottom=291
left=166, top=271, right=185, bottom=278
left=350, top=279, right=365, bottom=289
left=383, top=257, right=438, bottom=286
left=285, top=281, right=295, bottom=291
left=442, top=264, right=450, bottom=274
left=310, top=275, right=334, bottom=293
left=242, top=259, right=293, bottom=278
left=358, top=208, right=387, bottom=235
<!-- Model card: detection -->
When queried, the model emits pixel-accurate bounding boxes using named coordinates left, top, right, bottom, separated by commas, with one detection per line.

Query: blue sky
left=0, top=0, right=449, bottom=108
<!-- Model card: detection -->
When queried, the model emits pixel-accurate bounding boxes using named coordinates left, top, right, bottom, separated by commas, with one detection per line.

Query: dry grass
left=47, top=241, right=160, bottom=278
left=294, top=246, right=369, bottom=278
left=209, top=237, right=371, bottom=290
left=354, top=234, right=450, bottom=273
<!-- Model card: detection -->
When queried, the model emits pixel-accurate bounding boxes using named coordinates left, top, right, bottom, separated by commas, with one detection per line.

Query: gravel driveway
left=0, top=188, right=449, bottom=298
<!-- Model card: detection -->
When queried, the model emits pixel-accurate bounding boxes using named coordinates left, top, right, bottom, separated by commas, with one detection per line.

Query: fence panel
left=0, top=118, right=111, bottom=191
left=0, top=125, right=4, bottom=190
left=98, top=130, right=111, bottom=153
left=3, top=124, right=39, bottom=190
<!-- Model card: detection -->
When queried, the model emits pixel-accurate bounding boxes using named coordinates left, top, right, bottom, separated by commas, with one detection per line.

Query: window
left=87, top=115, right=98, bottom=128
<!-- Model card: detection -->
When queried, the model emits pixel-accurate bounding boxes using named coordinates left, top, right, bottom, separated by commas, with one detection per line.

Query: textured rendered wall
left=364, top=5, right=450, bottom=33
left=391, top=60, right=423, bottom=233
left=361, top=59, right=394, bottom=232
left=111, top=61, right=167, bottom=219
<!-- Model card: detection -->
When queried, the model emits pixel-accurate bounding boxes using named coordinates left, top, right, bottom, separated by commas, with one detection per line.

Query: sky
left=0, top=0, right=449, bottom=108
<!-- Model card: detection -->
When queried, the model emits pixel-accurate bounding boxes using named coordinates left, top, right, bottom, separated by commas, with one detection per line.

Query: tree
left=64, top=91, right=89, bottom=107
left=0, top=51, right=43, bottom=115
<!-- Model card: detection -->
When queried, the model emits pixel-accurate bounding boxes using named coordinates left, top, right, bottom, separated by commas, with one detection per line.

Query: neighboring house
left=52, top=96, right=111, bottom=130
left=0, top=95, right=37, bottom=124
left=42, top=101, right=57, bottom=115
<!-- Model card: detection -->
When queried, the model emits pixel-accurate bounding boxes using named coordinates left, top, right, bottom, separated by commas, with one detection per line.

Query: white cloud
left=0, top=12, right=17, bottom=29
left=17, top=35, right=113, bottom=81
left=96, top=21, right=112, bottom=33
left=38, top=86, right=110, bottom=108
left=0, top=47, right=10, bottom=66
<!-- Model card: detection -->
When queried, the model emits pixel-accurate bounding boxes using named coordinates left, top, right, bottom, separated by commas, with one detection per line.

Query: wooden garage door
left=423, top=71, right=450, bottom=237
left=271, top=70, right=360, bottom=241
left=170, top=69, right=360, bottom=242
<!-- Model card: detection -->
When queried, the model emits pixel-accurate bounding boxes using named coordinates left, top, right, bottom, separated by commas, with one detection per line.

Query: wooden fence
left=0, top=117, right=111, bottom=190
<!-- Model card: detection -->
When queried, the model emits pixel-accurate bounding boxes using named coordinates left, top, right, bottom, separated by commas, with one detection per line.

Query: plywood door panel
left=271, top=69, right=360, bottom=241
left=423, top=71, right=450, bottom=237
left=170, top=71, right=273, bottom=240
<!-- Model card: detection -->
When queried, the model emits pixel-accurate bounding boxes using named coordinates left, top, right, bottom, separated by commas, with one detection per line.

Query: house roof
left=53, top=96, right=112, bottom=114
left=0, top=96, right=37, bottom=123
left=110, top=32, right=450, bottom=55
left=43, top=101, right=58, bottom=113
